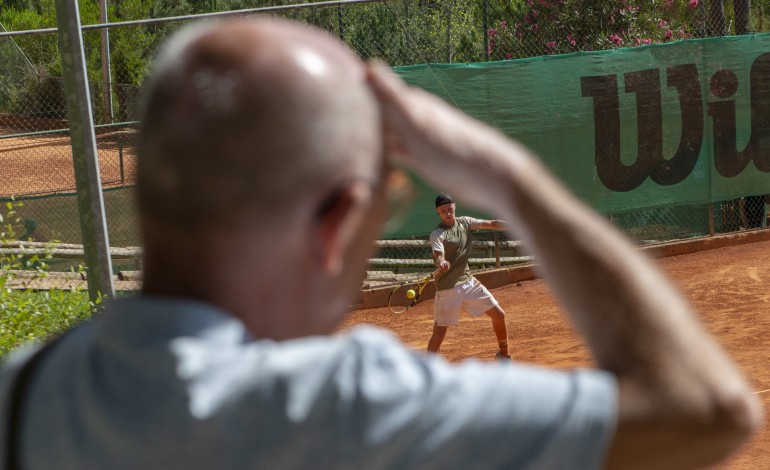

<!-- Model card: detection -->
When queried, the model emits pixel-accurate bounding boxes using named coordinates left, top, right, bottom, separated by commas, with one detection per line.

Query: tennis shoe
left=495, top=351, right=512, bottom=363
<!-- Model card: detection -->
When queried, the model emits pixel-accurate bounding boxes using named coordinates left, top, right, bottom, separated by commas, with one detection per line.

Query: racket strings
left=388, top=270, right=434, bottom=312
left=388, top=284, right=416, bottom=313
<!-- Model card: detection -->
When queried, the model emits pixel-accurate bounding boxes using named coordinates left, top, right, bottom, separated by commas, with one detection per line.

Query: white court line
left=752, top=389, right=770, bottom=395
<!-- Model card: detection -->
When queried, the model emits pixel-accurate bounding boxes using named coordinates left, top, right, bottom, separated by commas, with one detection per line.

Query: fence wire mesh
left=0, top=0, right=768, bottom=293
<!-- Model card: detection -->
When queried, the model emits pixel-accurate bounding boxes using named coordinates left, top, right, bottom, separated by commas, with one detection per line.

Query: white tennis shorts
left=434, top=277, right=500, bottom=326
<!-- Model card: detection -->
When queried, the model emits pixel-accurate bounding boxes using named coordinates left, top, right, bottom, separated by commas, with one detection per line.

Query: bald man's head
left=137, top=19, right=382, bottom=230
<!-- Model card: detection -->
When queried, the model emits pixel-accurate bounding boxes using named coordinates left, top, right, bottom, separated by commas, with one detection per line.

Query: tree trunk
left=734, top=0, right=751, bottom=35
left=707, top=0, right=727, bottom=37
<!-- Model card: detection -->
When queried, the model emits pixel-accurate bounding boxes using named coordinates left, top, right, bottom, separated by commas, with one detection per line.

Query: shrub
left=488, top=0, right=703, bottom=60
left=0, top=201, right=95, bottom=358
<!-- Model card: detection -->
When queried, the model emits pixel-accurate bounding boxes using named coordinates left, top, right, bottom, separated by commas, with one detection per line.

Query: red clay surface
left=0, top=129, right=136, bottom=196
left=341, top=240, right=770, bottom=469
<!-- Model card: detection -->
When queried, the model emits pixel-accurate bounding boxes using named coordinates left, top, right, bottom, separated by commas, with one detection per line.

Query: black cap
left=435, top=192, right=455, bottom=208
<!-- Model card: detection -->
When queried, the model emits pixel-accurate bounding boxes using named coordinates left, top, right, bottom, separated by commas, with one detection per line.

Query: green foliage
left=0, top=290, right=93, bottom=357
left=339, top=0, right=487, bottom=65
left=0, top=6, right=58, bottom=74
left=0, top=201, right=95, bottom=358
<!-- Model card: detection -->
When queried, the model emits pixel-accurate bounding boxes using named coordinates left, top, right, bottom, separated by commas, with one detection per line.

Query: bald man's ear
left=315, top=183, right=372, bottom=276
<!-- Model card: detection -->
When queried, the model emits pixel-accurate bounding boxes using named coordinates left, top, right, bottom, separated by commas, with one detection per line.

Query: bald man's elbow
left=606, top=379, right=764, bottom=470
left=676, top=390, right=764, bottom=469
left=711, top=389, right=765, bottom=460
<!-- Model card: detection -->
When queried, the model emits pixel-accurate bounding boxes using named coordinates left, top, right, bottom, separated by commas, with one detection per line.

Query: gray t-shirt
left=0, top=296, right=617, bottom=469
left=431, top=216, right=484, bottom=291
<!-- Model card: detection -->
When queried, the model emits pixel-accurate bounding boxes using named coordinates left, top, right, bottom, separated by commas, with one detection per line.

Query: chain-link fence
left=0, top=0, right=768, bottom=293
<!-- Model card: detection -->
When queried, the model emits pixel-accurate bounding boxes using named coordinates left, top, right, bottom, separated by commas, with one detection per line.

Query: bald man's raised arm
left=366, top=63, right=763, bottom=470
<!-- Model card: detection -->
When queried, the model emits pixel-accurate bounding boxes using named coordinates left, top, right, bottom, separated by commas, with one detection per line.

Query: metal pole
left=98, top=0, right=114, bottom=124
left=54, top=0, right=116, bottom=301
left=119, top=140, right=124, bottom=184
left=1, top=0, right=391, bottom=38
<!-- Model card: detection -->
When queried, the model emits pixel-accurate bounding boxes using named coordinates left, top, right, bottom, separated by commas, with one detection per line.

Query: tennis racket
left=387, top=268, right=441, bottom=314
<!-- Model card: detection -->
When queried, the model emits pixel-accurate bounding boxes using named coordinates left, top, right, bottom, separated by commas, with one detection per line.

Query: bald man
left=0, top=18, right=761, bottom=469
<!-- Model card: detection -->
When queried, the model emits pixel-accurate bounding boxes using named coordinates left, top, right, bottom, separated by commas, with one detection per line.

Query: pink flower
left=567, top=34, right=576, bottom=46
left=547, top=41, right=557, bottom=48
left=505, top=52, right=513, bottom=60
left=688, top=0, right=699, bottom=8
left=609, top=34, right=622, bottom=45
left=532, top=24, right=540, bottom=33
left=635, top=38, right=641, bottom=46
left=499, top=20, right=507, bottom=29
left=665, top=29, right=673, bottom=39
left=489, top=28, right=497, bottom=38
left=664, top=0, right=674, bottom=8
left=642, top=38, right=652, bottom=44
left=658, top=18, right=667, bottom=28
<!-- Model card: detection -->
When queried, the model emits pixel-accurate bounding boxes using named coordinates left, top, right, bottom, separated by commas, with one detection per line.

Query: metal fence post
left=54, top=0, right=116, bottom=302
left=98, top=0, right=114, bottom=124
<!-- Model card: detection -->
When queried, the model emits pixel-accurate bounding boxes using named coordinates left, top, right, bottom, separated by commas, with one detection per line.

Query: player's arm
left=471, top=219, right=511, bottom=231
left=367, top=63, right=763, bottom=470
left=430, top=231, right=450, bottom=272
left=432, top=250, right=449, bottom=273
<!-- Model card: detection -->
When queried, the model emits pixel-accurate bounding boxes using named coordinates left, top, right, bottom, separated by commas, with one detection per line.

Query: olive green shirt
left=430, top=216, right=483, bottom=291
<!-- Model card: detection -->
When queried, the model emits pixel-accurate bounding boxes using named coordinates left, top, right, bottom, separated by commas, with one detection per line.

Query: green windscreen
left=388, top=34, right=770, bottom=238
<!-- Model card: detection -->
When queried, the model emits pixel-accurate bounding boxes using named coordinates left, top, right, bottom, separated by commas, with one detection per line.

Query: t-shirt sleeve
left=463, top=216, right=487, bottom=231
left=338, top=327, right=617, bottom=469
left=429, top=229, right=444, bottom=253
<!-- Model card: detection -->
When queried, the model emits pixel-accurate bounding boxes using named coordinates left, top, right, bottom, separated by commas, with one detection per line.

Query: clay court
left=342, top=238, right=770, bottom=469
left=0, top=122, right=136, bottom=196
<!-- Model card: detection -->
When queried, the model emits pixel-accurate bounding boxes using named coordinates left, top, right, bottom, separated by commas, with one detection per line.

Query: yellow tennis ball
left=406, top=289, right=416, bottom=299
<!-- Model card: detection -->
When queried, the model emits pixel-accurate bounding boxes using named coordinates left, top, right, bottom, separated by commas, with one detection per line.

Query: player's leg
left=464, top=278, right=510, bottom=361
left=427, top=322, right=448, bottom=353
left=429, top=288, right=462, bottom=354
left=484, top=304, right=510, bottom=361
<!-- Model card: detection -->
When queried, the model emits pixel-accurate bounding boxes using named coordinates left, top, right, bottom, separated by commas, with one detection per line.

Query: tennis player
left=429, top=192, right=512, bottom=361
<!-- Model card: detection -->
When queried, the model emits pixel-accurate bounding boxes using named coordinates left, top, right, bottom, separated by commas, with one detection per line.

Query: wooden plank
left=0, top=246, right=140, bottom=259
left=367, top=256, right=532, bottom=267
left=375, top=239, right=521, bottom=249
